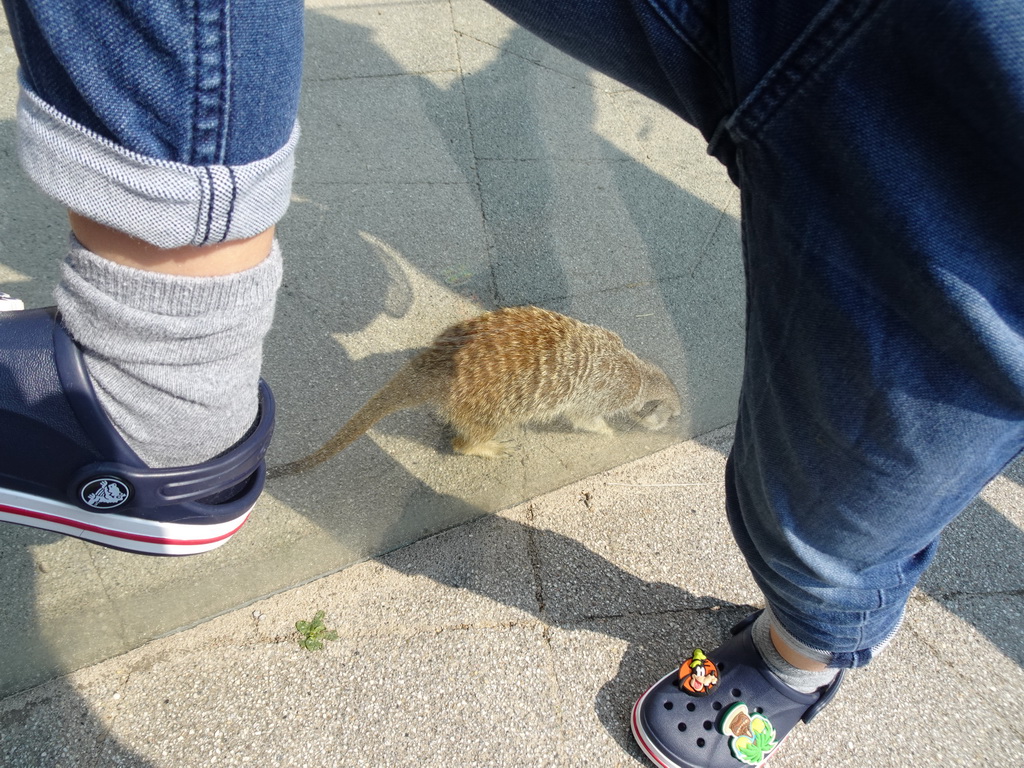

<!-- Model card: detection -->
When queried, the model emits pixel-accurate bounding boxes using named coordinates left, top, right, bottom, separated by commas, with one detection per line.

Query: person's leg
left=2, top=0, right=303, bottom=468
left=0, top=0, right=302, bottom=553
left=722, top=0, right=1024, bottom=669
left=483, top=0, right=1024, bottom=763
left=492, top=0, right=1024, bottom=667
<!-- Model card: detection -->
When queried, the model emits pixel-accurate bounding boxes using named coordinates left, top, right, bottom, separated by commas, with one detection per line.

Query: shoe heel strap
left=802, top=667, right=846, bottom=723
left=68, top=381, right=275, bottom=512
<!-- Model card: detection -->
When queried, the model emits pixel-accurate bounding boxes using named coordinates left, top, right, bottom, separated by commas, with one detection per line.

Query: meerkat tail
left=268, top=360, right=434, bottom=479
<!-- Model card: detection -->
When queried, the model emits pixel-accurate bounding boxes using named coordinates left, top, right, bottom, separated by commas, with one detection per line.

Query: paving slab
left=306, top=0, right=460, bottom=80
left=451, top=0, right=625, bottom=94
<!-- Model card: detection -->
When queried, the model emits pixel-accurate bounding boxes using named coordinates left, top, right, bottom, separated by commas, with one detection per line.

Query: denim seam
left=192, top=0, right=231, bottom=166
left=639, top=0, right=717, bottom=66
left=725, top=0, right=889, bottom=144
left=191, top=0, right=202, bottom=165
left=219, top=0, right=234, bottom=164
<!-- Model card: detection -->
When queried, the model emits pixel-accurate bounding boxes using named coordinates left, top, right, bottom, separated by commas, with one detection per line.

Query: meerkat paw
left=639, top=401, right=680, bottom=431
left=452, top=437, right=512, bottom=459
left=639, top=412, right=669, bottom=431
left=570, top=415, right=615, bottom=435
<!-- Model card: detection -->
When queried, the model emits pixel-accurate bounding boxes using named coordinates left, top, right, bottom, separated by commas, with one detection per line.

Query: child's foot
left=0, top=307, right=274, bottom=555
left=55, top=235, right=281, bottom=468
left=631, top=611, right=844, bottom=767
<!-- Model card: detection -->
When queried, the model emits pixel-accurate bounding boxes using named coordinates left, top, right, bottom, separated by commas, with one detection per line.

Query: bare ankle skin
left=68, top=212, right=275, bottom=277
left=769, top=624, right=830, bottom=671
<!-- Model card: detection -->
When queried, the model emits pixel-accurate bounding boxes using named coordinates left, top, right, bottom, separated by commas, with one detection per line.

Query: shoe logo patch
left=80, top=478, right=132, bottom=509
left=678, top=649, right=719, bottom=696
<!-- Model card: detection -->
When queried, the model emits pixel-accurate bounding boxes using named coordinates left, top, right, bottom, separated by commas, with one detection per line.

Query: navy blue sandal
left=632, top=612, right=844, bottom=767
left=0, top=307, right=274, bottom=555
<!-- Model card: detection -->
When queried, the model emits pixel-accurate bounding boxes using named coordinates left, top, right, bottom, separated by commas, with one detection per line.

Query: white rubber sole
left=0, top=486, right=250, bottom=556
left=631, top=670, right=684, bottom=768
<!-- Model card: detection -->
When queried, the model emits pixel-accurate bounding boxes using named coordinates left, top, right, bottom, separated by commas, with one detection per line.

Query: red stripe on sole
left=632, top=684, right=677, bottom=768
left=0, top=502, right=247, bottom=547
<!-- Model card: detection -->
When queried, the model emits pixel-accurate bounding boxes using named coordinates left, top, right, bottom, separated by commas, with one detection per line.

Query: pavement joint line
left=901, top=620, right=954, bottom=665
left=449, top=18, right=498, bottom=304
left=584, top=273, right=698, bottom=297
left=84, top=545, right=131, bottom=650
left=537, top=622, right=572, bottom=766
left=576, top=604, right=759, bottom=624
left=479, top=277, right=687, bottom=309
left=524, top=504, right=548, bottom=615
left=264, top=620, right=556, bottom=641
left=199, top=610, right=797, bottom=638
left=452, top=29, right=610, bottom=92
left=690, top=200, right=733, bottom=278
left=475, top=156, right=639, bottom=165
left=97, top=669, right=134, bottom=748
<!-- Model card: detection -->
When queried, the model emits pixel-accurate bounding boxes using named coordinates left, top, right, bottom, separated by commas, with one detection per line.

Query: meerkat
left=268, top=306, right=681, bottom=478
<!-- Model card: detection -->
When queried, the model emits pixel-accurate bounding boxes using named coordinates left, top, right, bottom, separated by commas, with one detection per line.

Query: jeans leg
left=722, top=0, right=1024, bottom=667
left=491, top=0, right=1024, bottom=666
left=2, top=0, right=304, bottom=246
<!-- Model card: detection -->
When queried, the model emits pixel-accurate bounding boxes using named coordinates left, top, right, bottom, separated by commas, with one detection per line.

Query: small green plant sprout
left=295, top=610, right=338, bottom=651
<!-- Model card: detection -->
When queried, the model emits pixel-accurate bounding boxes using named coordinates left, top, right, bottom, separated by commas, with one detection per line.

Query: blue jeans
left=7, top=0, right=1024, bottom=667
left=485, top=0, right=1024, bottom=666
left=2, top=0, right=304, bottom=247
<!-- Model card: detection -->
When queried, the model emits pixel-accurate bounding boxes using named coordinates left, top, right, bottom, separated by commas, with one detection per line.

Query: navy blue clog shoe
left=0, top=306, right=274, bottom=555
left=632, top=612, right=844, bottom=767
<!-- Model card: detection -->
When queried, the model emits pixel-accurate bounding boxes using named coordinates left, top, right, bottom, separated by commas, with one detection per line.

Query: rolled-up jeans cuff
left=765, top=603, right=906, bottom=669
left=16, top=80, right=298, bottom=249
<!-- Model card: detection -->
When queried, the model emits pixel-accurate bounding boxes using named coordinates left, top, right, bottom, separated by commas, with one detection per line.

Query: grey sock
left=55, top=235, right=283, bottom=468
left=752, top=611, right=840, bottom=694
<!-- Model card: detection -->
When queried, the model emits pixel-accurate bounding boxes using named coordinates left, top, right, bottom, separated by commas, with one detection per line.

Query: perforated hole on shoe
left=677, top=722, right=687, bottom=732
left=686, top=702, right=697, bottom=712
left=731, top=688, right=742, bottom=697
left=712, top=701, right=723, bottom=711
left=703, top=721, right=713, bottom=731
left=663, top=701, right=674, bottom=710
left=696, top=738, right=706, bottom=748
